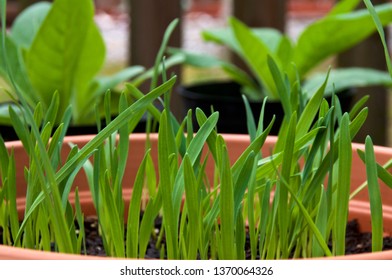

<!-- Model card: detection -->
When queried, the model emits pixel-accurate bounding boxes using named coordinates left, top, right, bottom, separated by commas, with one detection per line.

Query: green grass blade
left=101, top=170, right=125, bottom=257
left=267, top=55, right=291, bottom=116
left=258, top=181, right=272, bottom=258
left=312, top=187, right=328, bottom=257
left=364, top=136, right=383, bottom=252
left=172, top=112, right=219, bottom=215
left=56, top=76, right=176, bottom=185
left=150, top=19, right=179, bottom=90
left=277, top=172, right=333, bottom=257
left=235, top=210, right=246, bottom=259
left=363, top=0, right=392, bottom=76
left=43, top=91, right=60, bottom=126
left=242, top=95, right=257, bottom=140
left=15, top=76, right=176, bottom=250
left=217, top=136, right=235, bottom=260
left=356, top=150, right=392, bottom=191
left=349, top=95, right=369, bottom=119
left=296, top=70, right=329, bottom=137
left=233, top=151, right=255, bottom=220
left=183, top=154, right=201, bottom=259
left=6, top=149, right=19, bottom=244
left=114, top=93, right=131, bottom=206
left=126, top=150, right=150, bottom=258
left=158, top=109, right=178, bottom=259
left=334, top=113, right=352, bottom=256
left=74, top=188, right=86, bottom=255
left=138, top=193, right=162, bottom=258
left=278, top=112, right=297, bottom=258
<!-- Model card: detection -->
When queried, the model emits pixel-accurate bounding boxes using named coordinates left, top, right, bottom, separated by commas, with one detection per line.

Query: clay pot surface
left=1, top=134, right=392, bottom=259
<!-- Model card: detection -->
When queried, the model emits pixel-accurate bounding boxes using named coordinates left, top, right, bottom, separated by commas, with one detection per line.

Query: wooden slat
left=337, top=0, right=389, bottom=146
left=129, top=0, right=182, bottom=118
left=233, top=0, right=286, bottom=30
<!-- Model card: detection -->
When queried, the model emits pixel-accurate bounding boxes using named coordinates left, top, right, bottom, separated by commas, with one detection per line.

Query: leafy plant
left=0, top=0, right=182, bottom=126
left=172, top=0, right=392, bottom=101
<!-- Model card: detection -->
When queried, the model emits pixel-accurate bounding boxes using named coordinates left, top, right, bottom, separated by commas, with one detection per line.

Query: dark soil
left=2, top=218, right=392, bottom=258
left=80, top=217, right=392, bottom=258
left=344, top=219, right=392, bottom=254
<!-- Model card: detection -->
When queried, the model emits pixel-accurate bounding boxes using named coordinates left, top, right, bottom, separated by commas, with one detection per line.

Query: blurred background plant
left=2, top=0, right=392, bottom=145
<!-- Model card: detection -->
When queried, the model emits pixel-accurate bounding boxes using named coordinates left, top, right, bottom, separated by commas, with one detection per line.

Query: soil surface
left=2, top=218, right=392, bottom=258
left=81, top=217, right=392, bottom=258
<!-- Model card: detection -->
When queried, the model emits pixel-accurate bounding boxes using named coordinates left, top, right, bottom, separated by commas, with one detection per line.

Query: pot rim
left=2, top=199, right=392, bottom=260
left=2, top=134, right=392, bottom=260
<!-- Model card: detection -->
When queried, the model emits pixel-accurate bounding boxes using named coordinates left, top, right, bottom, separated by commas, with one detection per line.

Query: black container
left=180, top=81, right=282, bottom=135
left=0, top=105, right=152, bottom=142
left=178, top=81, right=354, bottom=135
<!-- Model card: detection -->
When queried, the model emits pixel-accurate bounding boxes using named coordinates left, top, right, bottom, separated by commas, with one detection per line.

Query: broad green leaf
left=24, top=0, right=103, bottom=121
left=222, top=63, right=260, bottom=100
left=230, top=17, right=279, bottom=99
left=73, top=21, right=106, bottom=121
left=0, top=35, right=36, bottom=106
left=89, top=66, right=145, bottom=101
left=202, top=26, right=283, bottom=55
left=276, top=35, right=294, bottom=73
left=294, top=3, right=392, bottom=76
left=327, top=0, right=361, bottom=16
left=303, top=68, right=392, bottom=97
left=130, top=53, right=184, bottom=87
left=167, top=48, right=223, bottom=68
left=9, top=2, right=51, bottom=48
left=202, top=26, right=240, bottom=53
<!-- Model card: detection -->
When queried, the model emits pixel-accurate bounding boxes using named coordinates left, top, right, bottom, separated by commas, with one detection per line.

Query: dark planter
left=178, top=81, right=354, bottom=135
left=0, top=103, right=152, bottom=141
left=178, top=81, right=281, bottom=134
left=0, top=120, right=151, bottom=142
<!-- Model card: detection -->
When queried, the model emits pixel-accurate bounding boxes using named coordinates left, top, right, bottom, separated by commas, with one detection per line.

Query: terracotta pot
left=1, top=134, right=392, bottom=259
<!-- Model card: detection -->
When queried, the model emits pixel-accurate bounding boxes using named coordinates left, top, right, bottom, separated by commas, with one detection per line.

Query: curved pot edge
left=1, top=134, right=392, bottom=260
